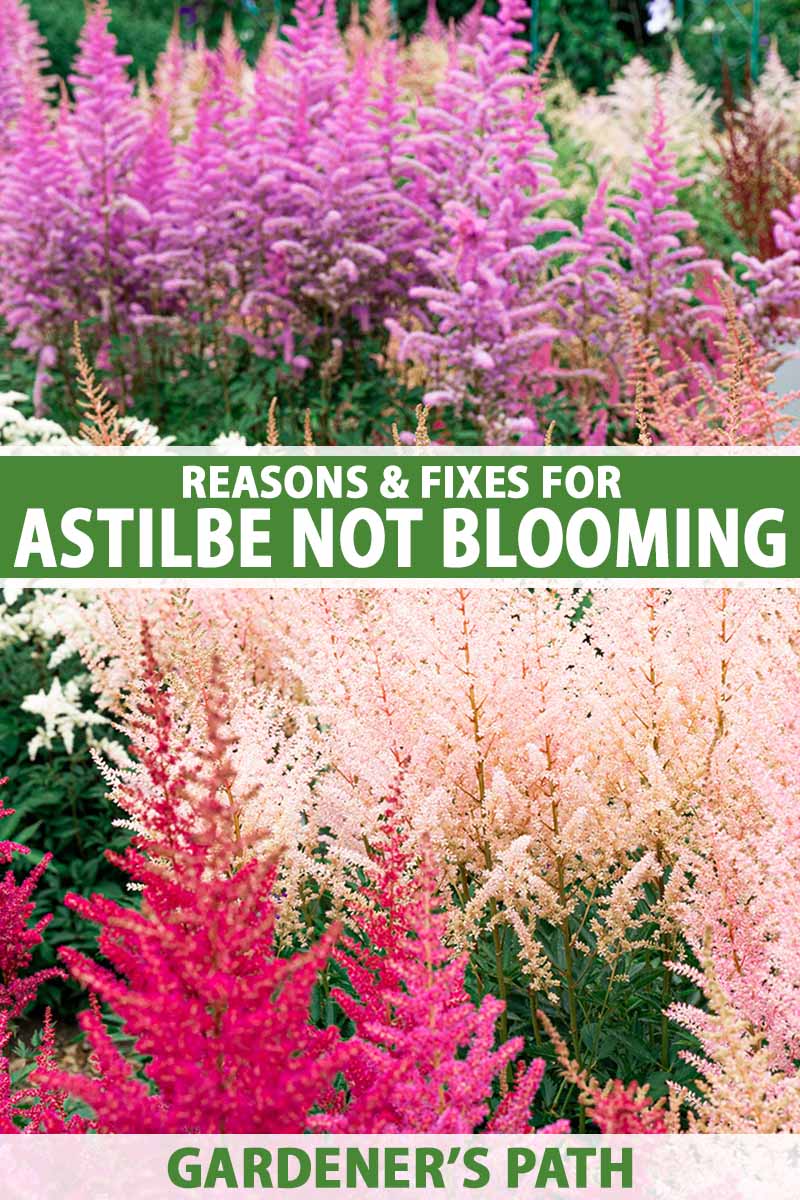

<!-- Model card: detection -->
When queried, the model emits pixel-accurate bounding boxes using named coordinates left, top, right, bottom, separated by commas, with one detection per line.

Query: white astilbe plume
left=561, top=51, right=718, bottom=183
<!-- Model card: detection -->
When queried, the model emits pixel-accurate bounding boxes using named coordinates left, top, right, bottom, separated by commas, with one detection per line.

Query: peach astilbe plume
left=620, top=292, right=800, bottom=445
left=557, top=52, right=718, bottom=185
left=668, top=943, right=800, bottom=1133
left=72, top=324, right=131, bottom=446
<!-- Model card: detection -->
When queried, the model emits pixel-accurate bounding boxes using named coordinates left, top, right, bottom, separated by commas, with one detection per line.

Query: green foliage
left=28, top=0, right=176, bottom=81
left=647, top=2, right=800, bottom=96
left=0, top=321, right=428, bottom=447
left=0, top=617, right=130, bottom=1017
left=538, top=0, right=640, bottom=93
left=462, top=896, right=701, bottom=1129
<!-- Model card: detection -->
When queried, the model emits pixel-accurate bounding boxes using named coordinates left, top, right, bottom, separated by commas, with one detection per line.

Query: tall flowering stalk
left=0, top=782, right=82, bottom=1131
left=737, top=185, right=800, bottom=345
left=41, top=628, right=342, bottom=1133
left=606, top=101, right=724, bottom=384
left=320, top=771, right=568, bottom=1134
left=391, top=6, right=574, bottom=439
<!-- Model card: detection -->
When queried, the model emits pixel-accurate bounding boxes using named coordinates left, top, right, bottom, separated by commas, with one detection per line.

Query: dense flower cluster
left=1, top=1, right=799, bottom=442
left=0, top=627, right=567, bottom=1133
left=0, top=584, right=787, bottom=1132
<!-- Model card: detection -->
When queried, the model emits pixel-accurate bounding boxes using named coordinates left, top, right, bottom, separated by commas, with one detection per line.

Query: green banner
left=1, top=449, right=797, bottom=582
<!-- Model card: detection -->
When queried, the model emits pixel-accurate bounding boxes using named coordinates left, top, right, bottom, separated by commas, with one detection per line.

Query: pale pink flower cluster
left=61, top=585, right=800, bottom=1130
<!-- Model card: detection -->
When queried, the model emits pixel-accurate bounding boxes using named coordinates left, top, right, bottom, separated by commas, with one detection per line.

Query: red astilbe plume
left=319, top=769, right=567, bottom=1134
left=40, top=627, right=342, bottom=1133
left=0, top=781, right=82, bottom=1132
left=0, top=782, right=61, bottom=1025
left=717, top=107, right=800, bottom=261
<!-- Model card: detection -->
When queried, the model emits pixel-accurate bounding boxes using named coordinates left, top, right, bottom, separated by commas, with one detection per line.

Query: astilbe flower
left=40, top=627, right=343, bottom=1132
left=606, top=100, right=724, bottom=380
left=0, top=3, right=155, bottom=403
left=391, top=3, right=575, bottom=439
left=717, top=105, right=800, bottom=260
left=557, top=179, right=626, bottom=436
left=168, top=56, right=246, bottom=352
left=44, top=582, right=800, bottom=1137
left=746, top=42, right=800, bottom=142
left=0, top=86, right=78, bottom=411
left=736, top=184, right=800, bottom=345
left=264, top=44, right=425, bottom=355
left=318, top=771, right=567, bottom=1134
left=1, top=0, right=796, bottom=440
left=619, top=290, right=799, bottom=445
left=557, top=51, right=718, bottom=185
left=668, top=948, right=800, bottom=1132
left=675, top=820, right=800, bottom=1080
left=228, top=588, right=643, bottom=1000
left=557, top=104, right=738, bottom=432
left=0, top=0, right=50, bottom=156
left=61, top=2, right=148, bottom=386
left=0, top=784, right=60, bottom=1024
left=0, top=782, right=83, bottom=1132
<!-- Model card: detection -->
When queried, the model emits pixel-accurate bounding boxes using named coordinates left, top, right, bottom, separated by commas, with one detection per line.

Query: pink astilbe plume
left=320, top=769, right=567, bottom=1134
left=603, top=98, right=725, bottom=400
left=0, top=85, right=77, bottom=411
left=62, top=1, right=147, bottom=385
left=667, top=944, right=800, bottom=1132
left=391, top=6, right=574, bottom=440
left=169, top=56, right=245, bottom=347
left=40, top=628, right=342, bottom=1133
left=736, top=183, right=800, bottom=345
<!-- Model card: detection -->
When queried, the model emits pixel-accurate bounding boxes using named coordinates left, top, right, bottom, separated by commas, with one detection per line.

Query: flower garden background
left=3, top=0, right=800, bottom=1135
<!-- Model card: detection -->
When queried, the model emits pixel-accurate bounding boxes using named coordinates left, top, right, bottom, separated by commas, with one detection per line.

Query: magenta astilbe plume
left=276, top=0, right=347, bottom=114
left=392, top=2, right=574, bottom=439
left=266, top=49, right=426, bottom=359
left=321, top=772, right=567, bottom=1134
left=0, top=0, right=50, bottom=155
left=123, top=107, right=185, bottom=345
left=170, top=58, right=245, bottom=339
left=422, top=0, right=447, bottom=41
left=0, top=781, right=78, bottom=1132
left=63, top=2, right=147, bottom=379
left=608, top=100, right=724, bottom=371
left=552, top=179, right=627, bottom=438
left=41, top=629, right=342, bottom=1133
left=736, top=188, right=800, bottom=344
left=0, top=86, right=76, bottom=410
left=0, top=786, right=60, bottom=1023
left=0, top=2, right=154, bottom=402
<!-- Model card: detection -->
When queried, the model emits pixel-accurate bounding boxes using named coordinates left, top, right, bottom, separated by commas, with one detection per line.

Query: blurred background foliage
left=25, top=0, right=800, bottom=95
